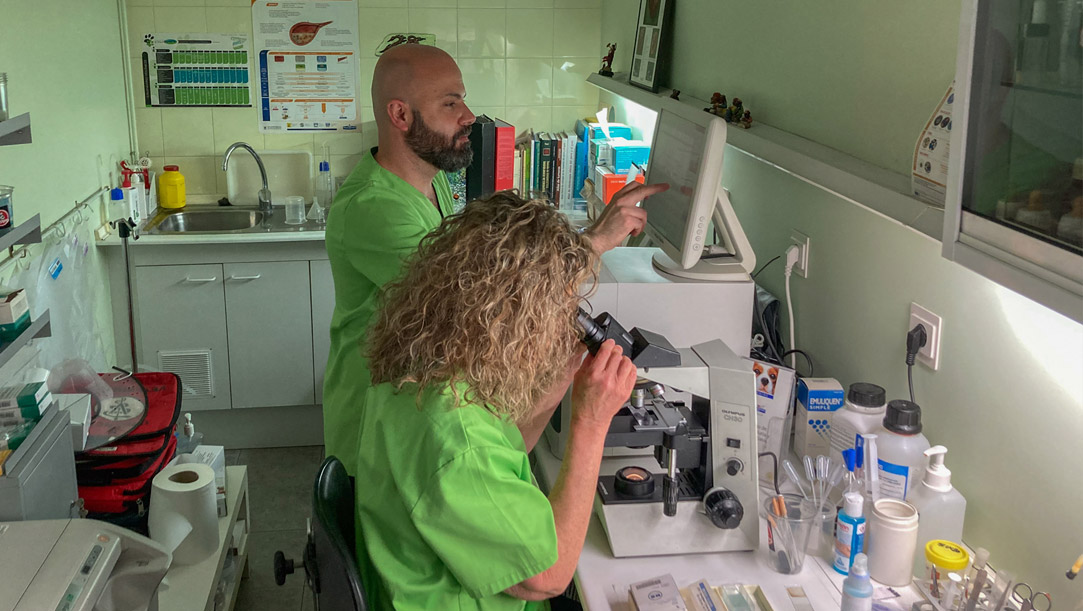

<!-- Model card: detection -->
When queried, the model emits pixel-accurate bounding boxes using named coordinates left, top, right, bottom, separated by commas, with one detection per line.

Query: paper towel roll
left=150, top=462, right=220, bottom=566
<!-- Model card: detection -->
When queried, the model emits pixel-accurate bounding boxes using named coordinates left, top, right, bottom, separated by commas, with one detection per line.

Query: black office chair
left=275, top=456, right=369, bottom=611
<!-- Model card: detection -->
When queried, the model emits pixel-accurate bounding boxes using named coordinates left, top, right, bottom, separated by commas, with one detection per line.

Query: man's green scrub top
left=355, top=382, right=558, bottom=610
left=323, top=149, right=454, bottom=475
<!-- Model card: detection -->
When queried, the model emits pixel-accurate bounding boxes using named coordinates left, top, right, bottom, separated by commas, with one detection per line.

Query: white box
left=794, top=378, right=844, bottom=458
left=180, top=445, right=227, bottom=517
left=745, top=358, right=796, bottom=487
left=629, top=574, right=687, bottom=610
left=57, top=393, right=92, bottom=451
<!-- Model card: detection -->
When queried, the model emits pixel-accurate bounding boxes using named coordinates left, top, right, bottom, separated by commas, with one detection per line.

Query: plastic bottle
left=109, top=187, right=127, bottom=222
left=841, top=553, right=873, bottom=611
left=833, top=492, right=866, bottom=575
left=131, top=171, right=151, bottom=224
left=315, top=160, right=334, bottom=208
left=829, top=383, right=887, bottom=463
left=909, top=446, right=967, bottom=575
left=874, top=400, right=930, bottom=501
left=158, top=164, right=186, bottom=209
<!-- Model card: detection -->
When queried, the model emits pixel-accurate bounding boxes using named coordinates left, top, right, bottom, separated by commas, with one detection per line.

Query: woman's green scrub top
left=322, top=149, right=454, bottom=476
left=355, top=382, right=558, bottom=610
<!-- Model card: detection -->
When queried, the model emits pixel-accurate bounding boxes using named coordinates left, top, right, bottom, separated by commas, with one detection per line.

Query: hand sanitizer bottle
left=909, top=445, right=967, bottom=575
left=841, top=553, right=873, bottom=611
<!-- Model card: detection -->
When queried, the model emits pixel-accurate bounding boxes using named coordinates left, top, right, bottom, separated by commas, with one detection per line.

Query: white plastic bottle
left=874, top=400, right=930, bottom=501
left=829, top=382, right=887, bottom=463
left=909, top=445, right=967, bottom=576
left=841, top=553, right=873, bottom=611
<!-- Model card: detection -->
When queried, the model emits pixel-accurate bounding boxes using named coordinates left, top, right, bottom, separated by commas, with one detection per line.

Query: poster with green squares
left=141, top=33, right=253, bottom=108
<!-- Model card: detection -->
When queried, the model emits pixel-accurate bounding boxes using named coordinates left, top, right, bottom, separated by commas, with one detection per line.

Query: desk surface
left=532, top=436, right=845, bottom=611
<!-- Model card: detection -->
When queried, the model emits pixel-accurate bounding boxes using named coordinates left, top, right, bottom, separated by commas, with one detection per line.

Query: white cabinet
left=135, top=264, right=232, bottom=411
left=309, top=260, right=334, bottom=404
left=223, top=261, right=314, bottom=408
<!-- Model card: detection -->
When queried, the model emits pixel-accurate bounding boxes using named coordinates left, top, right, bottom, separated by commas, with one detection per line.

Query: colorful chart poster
left=141, top=33, right=252, bottom=107
left=252, top=0, right=361, bottom=133
left=912, top=81, right=954, bottom=206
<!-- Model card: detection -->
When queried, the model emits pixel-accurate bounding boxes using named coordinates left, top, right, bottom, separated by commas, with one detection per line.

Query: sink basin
left=149, top=209, right=264, bottom=233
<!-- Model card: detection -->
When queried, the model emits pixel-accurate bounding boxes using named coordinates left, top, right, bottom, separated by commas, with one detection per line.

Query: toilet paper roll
left=150, top=462, right=220, bottom=566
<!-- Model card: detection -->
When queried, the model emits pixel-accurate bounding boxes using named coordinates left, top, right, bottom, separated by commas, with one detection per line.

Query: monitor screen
left=641, top=111, right=708, bottom=256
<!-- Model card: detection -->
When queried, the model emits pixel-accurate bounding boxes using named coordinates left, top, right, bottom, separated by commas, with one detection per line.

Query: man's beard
left=405, top=110, right=473, bottom=173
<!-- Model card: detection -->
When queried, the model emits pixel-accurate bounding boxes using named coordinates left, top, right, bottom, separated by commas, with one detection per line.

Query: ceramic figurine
left=725, top=98, right=744, bottom=123
left=670, top=89, right=681, bottom=100
left=739, top=110, right=753, bottom=129
left=704, top=92, right=726, bottom=116
left=600, top=44, right=616, bottom=77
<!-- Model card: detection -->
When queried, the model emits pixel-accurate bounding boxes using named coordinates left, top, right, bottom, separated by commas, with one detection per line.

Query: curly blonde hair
left=366, top=192, right=597, bottom=423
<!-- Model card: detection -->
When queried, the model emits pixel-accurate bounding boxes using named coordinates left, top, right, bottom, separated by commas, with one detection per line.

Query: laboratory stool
left=274, top=456, right=369, bottom=611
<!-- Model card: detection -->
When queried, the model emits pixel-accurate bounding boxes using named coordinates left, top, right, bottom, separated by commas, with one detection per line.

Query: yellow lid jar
left=158, top=165, right=186, bottom=209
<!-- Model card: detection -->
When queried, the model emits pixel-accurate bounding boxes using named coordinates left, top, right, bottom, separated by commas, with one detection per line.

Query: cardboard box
left=629, top=574, right=687, bottom=610
left=584, top=122, right=633, bottom=143
left=0, top=382, right=50, bottom=410
left=57, top=393, right=92, bottom=451
left=744, top=358, right=796, bottom=487
left=794, top=378, right=844, bottom=457
left=180, top=445, right=227, bottom=517
left=598, top=138, right=650, bottom=173
left=0, top=289, right=28, bottom=325
left=595, top=166, right=644, bottom=204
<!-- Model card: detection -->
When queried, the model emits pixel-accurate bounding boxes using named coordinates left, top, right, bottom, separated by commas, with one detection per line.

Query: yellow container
left=158, top=165, right=186, bottom=209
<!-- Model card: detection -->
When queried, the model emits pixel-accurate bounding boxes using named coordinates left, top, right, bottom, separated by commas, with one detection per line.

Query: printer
left=0, top=519, right=171, bottom=611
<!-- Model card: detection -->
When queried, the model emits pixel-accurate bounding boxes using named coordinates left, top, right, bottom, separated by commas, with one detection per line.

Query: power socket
left=789, top=230, right=810, bottom=278
left=909, top=303, right=942, bottom=370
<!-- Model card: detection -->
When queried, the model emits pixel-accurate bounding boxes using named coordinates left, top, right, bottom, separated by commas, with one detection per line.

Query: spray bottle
left=909, top=446, right=967, bottom=575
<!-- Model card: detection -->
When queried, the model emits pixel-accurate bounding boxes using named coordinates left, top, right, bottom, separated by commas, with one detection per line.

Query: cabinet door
left=224, top=261, right=315, bottom=408
left=309, top=260, right=334, bottom=404
left=134, top=264, right=231, bottom=411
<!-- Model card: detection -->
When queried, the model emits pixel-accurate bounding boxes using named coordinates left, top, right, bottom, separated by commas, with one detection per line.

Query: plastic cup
left=763, top=494, right=816, bottom=574
left=806, top=504, right=837, bottom=559
left=284, top=195, right=306, bottom=225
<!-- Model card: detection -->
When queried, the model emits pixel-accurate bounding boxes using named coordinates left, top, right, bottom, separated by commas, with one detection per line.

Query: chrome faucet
left=222, top=142, right=273, bottom=219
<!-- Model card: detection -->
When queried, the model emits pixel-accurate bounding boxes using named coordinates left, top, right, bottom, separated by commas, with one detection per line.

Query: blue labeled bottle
left=833, top=492, right=866, bottom=575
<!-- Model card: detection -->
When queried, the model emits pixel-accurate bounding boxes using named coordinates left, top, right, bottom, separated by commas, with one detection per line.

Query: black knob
left=702, top=487, right=744, bottom=529
left=273, top=550, right=295, bottom=586
left=726, top=458, right=743, bottom=477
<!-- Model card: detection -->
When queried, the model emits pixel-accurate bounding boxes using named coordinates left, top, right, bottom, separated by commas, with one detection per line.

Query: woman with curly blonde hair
left=354, top=192, right=637, bottom=610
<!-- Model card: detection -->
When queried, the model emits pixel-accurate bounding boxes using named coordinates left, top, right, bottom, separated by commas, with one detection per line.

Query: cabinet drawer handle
left=227, top=274, right=262, bottom=281
left=184, top=276, right=218, bottom=283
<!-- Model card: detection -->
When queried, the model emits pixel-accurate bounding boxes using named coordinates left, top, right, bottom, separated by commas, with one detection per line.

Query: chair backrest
left=311, top=456, right=368, bottom=611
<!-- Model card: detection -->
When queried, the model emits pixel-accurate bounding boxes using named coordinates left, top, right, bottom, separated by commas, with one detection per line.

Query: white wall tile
left=555, top=0, right=599, bottom=7
left=459, top=0, right=505, bottom=7
left=212, top=107, right=264, bottom=153
left=155, top=0, right=205, bottom=7
left=504, top=106, right=552, bottom=133
left=552, top=57, right=598, bottom=105
left=331, top=154, right=365, bottom=182
left=552, top=105, right=600, bottom=133
left=127, top=7, right=156, bottom=53
left=180, top=156, right=219, bottom=195
left=506, top=9, right=553, bottom=57
left=135, top=107, right=165, bottom=158
left=458, top=9, right=506, bottom=58
left=204, top=7, right=251, bottom=36
left=469, top=106, right=508, bottom=122
left=408, top=9, right=457, bottom=56
left=264, top=133, right=316, bottom=154
left=359, top=57, right=379, bottom=109
left=205, top=0, right=249, bottom=6
left=358, top=8, right=409, bottom=57
left=320, top=132, right=366, bottom=157
left=459, top=59, right=506, bottom=107
left=507, top=0, right=553, bottom=7
left=408, top=0, right=456, bottom=7
left=553, top=9, right=600, bottom=58
left=153, top=7, right=207, bottom=31
left=128, top=0, right=154, bottom=7
left=506, top=58, right=552, bottom=105
left=358, top=0, right=401, bottom=7
left=162, top=108, right=215, bottom=156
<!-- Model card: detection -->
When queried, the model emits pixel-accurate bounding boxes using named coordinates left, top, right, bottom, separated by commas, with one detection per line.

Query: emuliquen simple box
left=794, top=377, right=844, bottom=457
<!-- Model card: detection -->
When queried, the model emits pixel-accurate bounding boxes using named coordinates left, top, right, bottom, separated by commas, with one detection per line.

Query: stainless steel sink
left=146, top=209, right=265, bottom=234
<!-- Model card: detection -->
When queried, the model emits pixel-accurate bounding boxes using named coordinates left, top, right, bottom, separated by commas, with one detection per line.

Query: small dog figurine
left=670, top=89, right=681, bottom=100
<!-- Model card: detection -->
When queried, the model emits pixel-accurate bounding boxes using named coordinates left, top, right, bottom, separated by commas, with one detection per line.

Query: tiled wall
left=125, top=0, right=602, bottom=198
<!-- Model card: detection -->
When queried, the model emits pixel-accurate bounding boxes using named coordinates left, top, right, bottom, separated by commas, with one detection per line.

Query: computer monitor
left=641, top=109, right=756, bottom=281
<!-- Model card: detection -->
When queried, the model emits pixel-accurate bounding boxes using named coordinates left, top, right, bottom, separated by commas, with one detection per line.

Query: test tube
left=0, top=72, right=9, bottom=122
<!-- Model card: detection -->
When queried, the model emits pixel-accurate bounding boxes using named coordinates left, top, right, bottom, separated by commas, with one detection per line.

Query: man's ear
left=386, top=100, right=412, bottom=133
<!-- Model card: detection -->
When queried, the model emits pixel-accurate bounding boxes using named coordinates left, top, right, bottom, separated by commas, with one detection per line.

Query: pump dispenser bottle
left=909, top=445, right=967, bottom=575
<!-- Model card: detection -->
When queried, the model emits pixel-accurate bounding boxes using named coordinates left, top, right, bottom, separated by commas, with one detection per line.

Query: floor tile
left=235, top=529, right=308, bottom=611
left=240, top=446, right=324, bottom=532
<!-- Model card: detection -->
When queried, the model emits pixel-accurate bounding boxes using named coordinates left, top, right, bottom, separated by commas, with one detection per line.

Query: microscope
left=578, top=308, right=759, bottom=557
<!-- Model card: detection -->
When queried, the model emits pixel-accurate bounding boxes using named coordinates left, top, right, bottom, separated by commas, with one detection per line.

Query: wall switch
left=789, top=230, right=810, bottom=278
left=909, top=303, right=942, bottom=370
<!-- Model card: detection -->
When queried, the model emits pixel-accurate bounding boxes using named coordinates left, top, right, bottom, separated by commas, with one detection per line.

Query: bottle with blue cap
left=841, top=553, right=873, bottom=611
left=314, top=160, right=334, bottom=216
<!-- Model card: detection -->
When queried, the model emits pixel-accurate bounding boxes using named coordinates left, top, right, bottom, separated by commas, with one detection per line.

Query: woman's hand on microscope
left=570, top=339, right=637, bottom=430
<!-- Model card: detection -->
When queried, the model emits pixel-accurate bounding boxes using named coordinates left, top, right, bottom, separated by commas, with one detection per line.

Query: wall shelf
left=1, top=214, right=42, bottom=253
left=0, top=311, right=52, bottom=372
left=587, top=73, right=944, bottom=240
left=0, top=113, right=32, bottom=146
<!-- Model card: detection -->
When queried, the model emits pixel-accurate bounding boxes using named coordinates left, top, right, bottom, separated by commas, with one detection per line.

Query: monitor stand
left=652, top=190, right=756, bottom=282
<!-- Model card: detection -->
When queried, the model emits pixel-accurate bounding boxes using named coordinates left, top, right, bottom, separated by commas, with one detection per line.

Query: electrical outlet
left=789, top=230, right=810, bottom=278
left=909, top=303, right=942, bottom=371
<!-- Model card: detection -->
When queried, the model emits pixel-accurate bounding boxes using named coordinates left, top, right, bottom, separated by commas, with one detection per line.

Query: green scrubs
left=323, top=149, right=455, bottom=476
left=355, top=382, right=558, bottom=610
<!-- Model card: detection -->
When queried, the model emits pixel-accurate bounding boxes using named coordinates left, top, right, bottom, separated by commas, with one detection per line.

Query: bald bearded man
left=322, top=44, right=667, bottom=475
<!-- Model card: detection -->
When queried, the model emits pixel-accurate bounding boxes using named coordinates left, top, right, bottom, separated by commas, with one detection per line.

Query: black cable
left=762, top=448, right=779, bottom=496
left=781, top=349, right=814, bottom=377
left=905, top=324, right=927, bottom=405
left=908, top=363, right=916, bottom=403
left=752, top=255, right=781, bottom=280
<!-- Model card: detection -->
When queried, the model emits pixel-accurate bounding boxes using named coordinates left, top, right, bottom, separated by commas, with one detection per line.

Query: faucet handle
left=258, top=187, right=273, bottom=211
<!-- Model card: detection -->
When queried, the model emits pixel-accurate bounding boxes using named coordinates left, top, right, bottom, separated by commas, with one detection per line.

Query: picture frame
left=630, top=0, right=672, bottom=92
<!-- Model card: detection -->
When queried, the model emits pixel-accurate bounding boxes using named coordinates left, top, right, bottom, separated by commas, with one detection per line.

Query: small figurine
left=725, top=97, right=743, bottom=123
left=670, top=89, right=681, bottom=100
left=704, top=92, right=727, bottom=116
left=739, top=110, right=753, bottom=129
left=599, top=43, right=616, bottom=77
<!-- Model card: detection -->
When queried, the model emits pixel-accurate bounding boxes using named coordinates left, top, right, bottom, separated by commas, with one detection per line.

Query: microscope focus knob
left=725, top=458, right=743, bottom=477
left=702, top=487, right=744, bottom=530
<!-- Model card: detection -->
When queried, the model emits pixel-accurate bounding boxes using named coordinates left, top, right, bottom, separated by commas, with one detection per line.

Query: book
left=493, top=118, right=515, bottom=192
left=466, top=114, right=496, bottom=200
left=574, top=137, right=588, bottom=201
left=553, top=135, right=564, bottom=205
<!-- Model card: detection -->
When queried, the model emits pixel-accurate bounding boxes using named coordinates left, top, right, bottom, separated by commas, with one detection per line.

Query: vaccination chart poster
left=141, top=33, right=252, bottom=107
left=252, top=0, right=361, bottom=133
